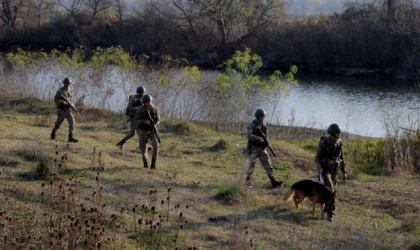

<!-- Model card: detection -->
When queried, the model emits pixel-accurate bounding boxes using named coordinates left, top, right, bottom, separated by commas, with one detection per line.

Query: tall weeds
left=0, top=143, right=196, bottom=249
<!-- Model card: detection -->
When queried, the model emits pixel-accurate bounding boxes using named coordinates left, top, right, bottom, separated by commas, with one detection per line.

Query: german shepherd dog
left=284, top=180, right=336, bottom=219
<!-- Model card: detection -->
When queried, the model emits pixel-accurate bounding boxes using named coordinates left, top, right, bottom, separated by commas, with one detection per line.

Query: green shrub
left=32, top=155, right=50, bottom=180
left=401, top=214, right=420, bottom=234
left=209, top=138, right=230, bottom=152
left=215, top=184, right=244, bottom=204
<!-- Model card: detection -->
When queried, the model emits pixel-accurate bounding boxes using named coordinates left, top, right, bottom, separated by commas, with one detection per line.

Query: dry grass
left=0, top=97, right=419, bottom=249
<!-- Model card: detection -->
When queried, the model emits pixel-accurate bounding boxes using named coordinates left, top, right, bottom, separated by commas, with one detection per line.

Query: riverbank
left=0, top=94, right=419, bottom=249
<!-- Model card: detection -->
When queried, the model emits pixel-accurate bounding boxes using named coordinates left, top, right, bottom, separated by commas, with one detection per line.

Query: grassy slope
left=0, top=96, right=419, bottom=249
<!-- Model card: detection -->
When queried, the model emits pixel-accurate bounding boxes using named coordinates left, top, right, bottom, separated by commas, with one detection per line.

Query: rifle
left=146, top=109, right=161, bottom=143
left=60, top=94, right=79, bottom=113
left=256, top=126, right=276, bottom=157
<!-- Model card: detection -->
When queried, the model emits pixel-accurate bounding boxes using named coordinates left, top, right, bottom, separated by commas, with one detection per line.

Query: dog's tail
left=284, top=189, right=294, bottom=202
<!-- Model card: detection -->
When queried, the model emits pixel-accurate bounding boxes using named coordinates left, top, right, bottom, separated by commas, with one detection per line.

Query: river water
left=269, top=74, right=420, bottom=138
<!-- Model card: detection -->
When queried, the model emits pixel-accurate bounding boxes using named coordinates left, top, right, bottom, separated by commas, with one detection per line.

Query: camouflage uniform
left=247, top=119, right=274, bottom=179
left=134, top=104, right=160, bottom=168
left=315, top=136, right=346, bottom=192
left=51, top=85, right=76, bottom=138
left=315, top=135, right=346, bottom=220
left=120, top=95, right=143, bottom=143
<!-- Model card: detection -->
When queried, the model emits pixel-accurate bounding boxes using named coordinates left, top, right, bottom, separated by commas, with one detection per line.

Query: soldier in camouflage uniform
left=246, top=109, right=283, bottom=188
left=134, top=94, right=160, bottom=170
left=50, top=77, right=78, bottom=143
left=116, top=86, right=146, bottom=149
left=315, top=123, right=347, bottom=221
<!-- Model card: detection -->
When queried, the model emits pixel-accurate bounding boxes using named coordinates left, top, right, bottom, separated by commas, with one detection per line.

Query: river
left=269, top=74, right=420, bottom=138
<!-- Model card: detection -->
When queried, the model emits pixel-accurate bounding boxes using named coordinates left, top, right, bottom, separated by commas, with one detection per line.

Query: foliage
left=0, top=1, right=417, bottom=79
left=90, top=46, right=135, bottom=69
left=213, top=48, right=297, bottom=132
left=209, top=138, right=231, bottom=152
left=32, top=155, right=51, bottom=180
left=215, top=184, right=245, bottom=204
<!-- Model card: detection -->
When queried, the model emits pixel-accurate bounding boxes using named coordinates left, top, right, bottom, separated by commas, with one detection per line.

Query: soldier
left=134, top=94, right=160, bottom=170
left=315, top=123, right=347, bottom=221
left=246, top=109, right=283, bottom=188
left=50, top=77, right=78, bottom=143
left=116, top=86, right=146, bottom=149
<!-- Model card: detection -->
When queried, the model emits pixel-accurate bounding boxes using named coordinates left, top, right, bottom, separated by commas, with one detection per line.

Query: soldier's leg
left=149, top=133, right=159, bottom=170
left=122, top=120, right=136, bottom=142
left=330, top=170, right=338, bottom=214
left=51, top=110, right=66, bottom=139
left=52, top=110, right=66, bottom=132
left=67, top=111, right=78, bottom=142
left=117, top=120, right=136, bottom=148
left=246, top=149, right=258, bottom=186
left=322, top=171, right=335, bottom=220
left=258, top=149, right=274, bottom=178
left=138, top=130, right=149, bottom=168
left=259, top=149, right=282, bottom=187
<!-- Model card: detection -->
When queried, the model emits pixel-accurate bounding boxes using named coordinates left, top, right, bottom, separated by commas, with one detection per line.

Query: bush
left=32, top=155, right=50, bottom=180
left=209, top=138, right=230, bottom=152
left=215, top=184, right=245, bottom=204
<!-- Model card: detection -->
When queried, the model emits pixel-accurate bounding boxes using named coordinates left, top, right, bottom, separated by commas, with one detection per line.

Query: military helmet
left=63, top=77, right=72, bottom=84
left=254, top=109, right=266, bottom=118
left=327, top=123, right=342, bottom=135
left=142, top=94, right=153, bottom=103
left=136, top=86, right=146, bottom=94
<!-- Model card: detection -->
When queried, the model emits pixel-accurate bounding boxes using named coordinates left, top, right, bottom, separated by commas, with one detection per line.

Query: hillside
left=0, top=95, right=419, bottom=249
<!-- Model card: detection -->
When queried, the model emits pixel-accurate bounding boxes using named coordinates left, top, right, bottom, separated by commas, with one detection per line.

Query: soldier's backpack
left=318, top=135, right=327, bottom=146
left=125, top=95, right=135, bottom=116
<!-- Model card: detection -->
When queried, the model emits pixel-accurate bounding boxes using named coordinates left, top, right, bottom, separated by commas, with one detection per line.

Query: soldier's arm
left=246, top=122, right=262, bottom=142
left=154, top=107, right=160, bottom=127
left=339, top=147, right=347, bottom=173
left=53, top=89, right=66, bottom=106
left=315, top=141, right=325, bottom=170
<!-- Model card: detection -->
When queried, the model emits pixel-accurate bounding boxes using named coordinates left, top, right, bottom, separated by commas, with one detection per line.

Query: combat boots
left=269, top=177, right=283, bottom=188
left=68, top=134, right=78, bottom=143
left=50, top=131, right=56, bottom=140
left=150, top=159, right=157, bottom=170
left=324, top=201, right=335, bottom=221
left=116, top=139, right=126, bottom=149
left=246, top=175, right=253, bottom=187
left=143, top=158, right=148, bottom=169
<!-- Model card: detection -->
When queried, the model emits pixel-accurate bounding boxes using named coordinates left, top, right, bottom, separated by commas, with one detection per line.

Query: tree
left=58, top=0, right=85, bottom=18
left=0, top=0, right=24, bottom=29
left=387, top=0, right=396, bottom=18
left=85, top=0, right=113, bottom=21
left=112, top=0, right=127, bottom=24
left=170, top=0, right=285, bottom=54
left=20, top=0, right=55, bottom=29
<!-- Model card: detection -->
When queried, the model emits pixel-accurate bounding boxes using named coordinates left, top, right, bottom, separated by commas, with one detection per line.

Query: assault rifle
left=146, top=109, right=161, bottom=143
left=61, top=94, right=79, bottom=113
left=256, top=126, right=276, bottom=157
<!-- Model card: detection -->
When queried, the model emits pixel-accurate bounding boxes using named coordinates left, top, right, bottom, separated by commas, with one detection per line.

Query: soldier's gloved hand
left=342, top=173, right=347, bottom=182
left=146, top=120, right=151, bottom=126
left=259, top=138, right=265, bottom=144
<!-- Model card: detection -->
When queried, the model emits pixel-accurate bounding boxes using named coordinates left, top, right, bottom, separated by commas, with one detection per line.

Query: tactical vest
left=138, top=106, right=158, bottom=131
left=319, top=136, right=343, bottom=169
left=248, top=120, right=267, bottom=148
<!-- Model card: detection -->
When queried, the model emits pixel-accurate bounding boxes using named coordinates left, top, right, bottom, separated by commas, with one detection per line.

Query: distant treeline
left=0, top=0, right=419, bottom=78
